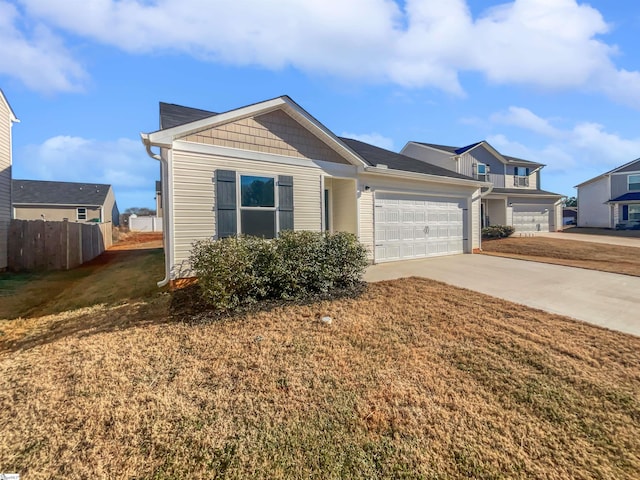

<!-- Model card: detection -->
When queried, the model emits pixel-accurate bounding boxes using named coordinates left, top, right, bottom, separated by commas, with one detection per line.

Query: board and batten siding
left=170, top=148, right=323, bottom=274
left=0, top=97, right=12, bottom=269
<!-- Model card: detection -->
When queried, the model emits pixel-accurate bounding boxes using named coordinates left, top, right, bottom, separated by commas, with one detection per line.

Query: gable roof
left=410, top=141, right=541, bottom=166
left=575, top=157, right=640, bottom=188
left=0, top=88, right=18, bottom=123
left=159, top=102, right=217, bottom=130
left=144, top=96, right=367, bottom=167
left=12, top=179, right=111, bottom=206
left=340, top=138, right=475, bottom=181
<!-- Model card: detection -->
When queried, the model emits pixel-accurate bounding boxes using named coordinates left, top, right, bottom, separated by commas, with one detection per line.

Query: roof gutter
left=141, top=133, right=169, bottom=287
left=480, top=183, right=494, bottom=198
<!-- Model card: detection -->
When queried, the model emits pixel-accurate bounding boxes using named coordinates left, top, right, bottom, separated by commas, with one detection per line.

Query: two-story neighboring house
left=401, top=141, right=564, bottom=233
left=576, top=158, right=640, bottom=229
left=0, top=89, right=19, bottom=270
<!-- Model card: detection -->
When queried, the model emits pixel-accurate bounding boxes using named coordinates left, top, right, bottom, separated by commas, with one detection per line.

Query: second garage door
left=512, top=205, right=550, bottom=232
left=374, top=194, right=465, bottom=262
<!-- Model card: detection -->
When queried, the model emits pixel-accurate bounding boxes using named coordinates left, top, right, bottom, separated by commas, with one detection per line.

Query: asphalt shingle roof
left=12, top=179, right=111, bottom=206
left=610, top=192, right=640, bottom=202
left=490, top=187, right=562, bottom=196
left=159, top=102, right=217, bottom=130
left=412, top=141, right=540, bottom=165
left=340, top=138, right=475, bottom=181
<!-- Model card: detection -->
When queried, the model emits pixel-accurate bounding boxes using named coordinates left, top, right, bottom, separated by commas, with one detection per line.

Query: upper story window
left=77, top=207, right=87, bottom=220
left=628, top=174, right=640, bottom=191
left=240, top=175, right=276, bottom=238
left=513, top=167, right=530, bottom=187
left=475, top=163, right=489, bottom=181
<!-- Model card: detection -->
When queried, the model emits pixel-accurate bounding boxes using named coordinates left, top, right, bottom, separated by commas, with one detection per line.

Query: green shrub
left=189, top=231, right=368, bottom=311
left=482, top=225, right=515, bottom=239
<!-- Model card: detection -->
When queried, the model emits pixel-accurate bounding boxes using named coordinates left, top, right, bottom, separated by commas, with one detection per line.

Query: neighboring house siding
left=615, top=160, right=640, bottom=174
left=471, top=192, right=480, bottom=249
left=611, top=172, right=640, bottom=198
left=0, top=98, right=10, bottom=269
left=13, top=206, right=103, bottom=222
left=182, top=110, right=350, bottom=165
left=400, top=144, right=456, bottom=172
left=464, top=147, right=504, bottom=184
left=578, top=177, right=610, bottom=227
left=170, top=148, right=323, bottom=274
left=102, top=187, right=120, bottom=225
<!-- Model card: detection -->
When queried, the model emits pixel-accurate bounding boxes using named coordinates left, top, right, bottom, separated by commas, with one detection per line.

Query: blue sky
left=1, top=0, right=639, bottom=210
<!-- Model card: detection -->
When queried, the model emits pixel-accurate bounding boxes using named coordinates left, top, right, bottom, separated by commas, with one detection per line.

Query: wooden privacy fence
left=8, top=219, right=113, bottom=271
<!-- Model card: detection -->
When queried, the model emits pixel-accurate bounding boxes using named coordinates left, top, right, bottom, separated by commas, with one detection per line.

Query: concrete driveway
left=536, top=232, right=640, bottom=248
left=365, top=255, right=640, bottom=337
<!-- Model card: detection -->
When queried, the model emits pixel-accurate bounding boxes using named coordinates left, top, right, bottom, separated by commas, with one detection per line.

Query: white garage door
left=512, top=205, right=550, bottom=232
left=375, top=194, right=465, bottom=262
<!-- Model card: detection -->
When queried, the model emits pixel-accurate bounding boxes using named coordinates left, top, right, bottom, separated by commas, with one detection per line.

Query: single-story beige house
left=142, top=96, right=490, bottom=286
left=12, top=179, right=120, bottom=225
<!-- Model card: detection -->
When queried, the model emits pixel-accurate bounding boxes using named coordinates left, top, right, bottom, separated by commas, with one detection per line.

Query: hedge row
left=189, top=231, right=369, bottom=310
left=481, top=225, right=515, bottom=238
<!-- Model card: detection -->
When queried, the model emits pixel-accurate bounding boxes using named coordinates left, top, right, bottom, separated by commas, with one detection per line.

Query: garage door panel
left=512, top=205, right=550, bottom=232
left=375, top=194, right=465, bottom=262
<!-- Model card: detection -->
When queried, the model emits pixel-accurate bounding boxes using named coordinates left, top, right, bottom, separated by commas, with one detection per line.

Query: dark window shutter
left=216, top=170, right=237, bottom=238
left=526, top=168, right=530, bottom=176
left=622, top=205, right=629, bottom=221
left=278, top=175, right=294, bottom=232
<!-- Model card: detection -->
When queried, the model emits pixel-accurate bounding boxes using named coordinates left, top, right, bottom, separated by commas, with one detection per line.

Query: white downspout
left=141, top=134, right=170, bottom=287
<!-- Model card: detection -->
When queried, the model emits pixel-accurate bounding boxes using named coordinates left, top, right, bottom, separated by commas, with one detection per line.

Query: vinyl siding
left=577, top=177, right=611, bottom=227
left=400, top=144, right=457, bottom=172
left=182, top=110, right=350, bottom=165
left=331, top=179, right=358, bottom=234
left=614, top=159, right=640, bottom=174
left=358, top=187, right=374, bottom=260
left=611, top=172, right=640, bottom=198
left=170, top=148, right=323, bottom=275
left=0, top=97, right=11, bottom=268
left=14, top=206, right=102, bottom=222
left=505, top=165, right=537, bottom=190
left=471, top=192, right=480, bottom=249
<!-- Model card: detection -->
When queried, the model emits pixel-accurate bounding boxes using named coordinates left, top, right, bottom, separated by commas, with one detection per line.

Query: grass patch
left=481, top=237, right=640, bottom=276
left=0, top=247, right=165, bottom=320
left=1, top=272, right=639, bottom=478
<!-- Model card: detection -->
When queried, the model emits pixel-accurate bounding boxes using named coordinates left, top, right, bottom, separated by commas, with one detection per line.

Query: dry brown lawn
left=482, top=236, right=640, bottom=276
left=1, top=252, right=639, bottom=479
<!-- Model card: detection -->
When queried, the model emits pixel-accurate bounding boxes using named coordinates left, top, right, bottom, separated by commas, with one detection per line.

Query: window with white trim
left=77, top=207, right=87, bottom=220
left=629, top=205, right=640, bottom=221
left=514, top=167, right=530, bottom=187
left=476, top=163, right=488, bottom=181
left=240, top=175, right=276, bottom=238
left=628, top=174, right=640, bottom=191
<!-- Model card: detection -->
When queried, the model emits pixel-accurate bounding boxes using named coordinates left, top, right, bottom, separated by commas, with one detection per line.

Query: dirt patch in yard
left=1, top=271, right=639, bottom=479
left=482, top=236, right=640, bottom=276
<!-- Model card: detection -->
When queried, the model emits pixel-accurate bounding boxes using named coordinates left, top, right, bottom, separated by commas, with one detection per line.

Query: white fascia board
left=465, top=142, right=508, bottom=165
left=611, top=169, right=640, bottom=176
left=363, top=166, right=487, bottom=189
left=13, top=203, right=102, bottom=207
left=147, top=97, right=287, bottom=146
left=0, top=89, right=18, bottom=123
left=146, top=96, right=366, bottom=168
left=575, top=173, right=608, bottom=189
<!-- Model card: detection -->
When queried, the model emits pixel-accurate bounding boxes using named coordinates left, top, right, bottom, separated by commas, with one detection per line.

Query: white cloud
left=488, top=107, right=640, bottom=174
left=341, top=132, right=395, bottom=150
left=7, top=0, right=640, bottom=105
left=16, top=136, right=158, bottom=208
left=0, top=1, right=86, bottom=93
left=490, top=107, right=562, bottom=138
